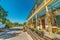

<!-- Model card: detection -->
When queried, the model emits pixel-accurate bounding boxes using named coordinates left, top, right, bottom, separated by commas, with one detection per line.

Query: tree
left=0, top=6, right=7, bottom=24
left=23, top=22, right=26, bottom=25
left=13, top=22, right=22, bottom=26
left=5, top=19, right=13, bottom=28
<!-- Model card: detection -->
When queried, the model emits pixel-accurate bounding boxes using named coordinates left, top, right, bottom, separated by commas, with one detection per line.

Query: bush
left=39, top=30, right=44, bottom=37
left=35, top=28, right=39, bottom=32
left=34, top=29, right=44, bottom=37
left=22, top=27, right=26, bottom=32
left=31, top=28, right=35, bottom=31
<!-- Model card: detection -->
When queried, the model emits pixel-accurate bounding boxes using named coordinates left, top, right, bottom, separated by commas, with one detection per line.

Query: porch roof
left=27, top=0, right=54, bottom=21
left=37, top=0, right=60, bottom=18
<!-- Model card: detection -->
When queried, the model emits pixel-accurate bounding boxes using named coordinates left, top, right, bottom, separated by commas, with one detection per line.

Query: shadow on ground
left=0, top=28, right=22, bottom=39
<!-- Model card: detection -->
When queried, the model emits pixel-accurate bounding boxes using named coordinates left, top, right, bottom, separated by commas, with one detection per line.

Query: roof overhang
left=27, top=0, right=54, bottom=22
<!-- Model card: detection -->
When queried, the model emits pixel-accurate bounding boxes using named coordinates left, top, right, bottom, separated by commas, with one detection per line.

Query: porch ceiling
left=32, top=0, right=60, bottom=19
left=27, top=0, right=54, bottom=21
left=48, top=0, right=60, bottom=10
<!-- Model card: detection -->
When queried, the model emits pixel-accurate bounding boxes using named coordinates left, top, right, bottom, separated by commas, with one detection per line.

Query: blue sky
left=0, top=0, right=35, bottom=24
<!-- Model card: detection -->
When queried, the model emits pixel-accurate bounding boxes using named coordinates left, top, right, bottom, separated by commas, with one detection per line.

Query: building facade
left=27, top=0, right=60, bottom=37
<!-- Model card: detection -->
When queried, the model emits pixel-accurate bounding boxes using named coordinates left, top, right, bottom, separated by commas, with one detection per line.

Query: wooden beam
left=28, top=0, right=54, bottom=21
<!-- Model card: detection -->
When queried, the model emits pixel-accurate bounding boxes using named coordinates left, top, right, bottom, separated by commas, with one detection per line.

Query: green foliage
left=22, top=27, right=26, bottom=32
left=40, top=30, right=44, bottom=33
left=23, top=22, right=26, bottom=25
left=34, top=28, right=39, bottom=32
left=0, top=6, right=25, bottom=28
left=29, top=25, right=32, bottom=29
left=12, top=22, right=22, bottom=27
left=5, top=19, right=13, bottom=28
left=0, top=6, right=7, bottom=24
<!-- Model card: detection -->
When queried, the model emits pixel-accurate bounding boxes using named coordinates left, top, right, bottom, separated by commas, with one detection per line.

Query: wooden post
left=36, top=15, right=37, bottom=28
left=45, top=0, right=54, bottom=39
left=32, top=18, right=34, bottom=28
left=26, top=21, right=28, bottom=27
left=39, top=19, right=42, bottom=30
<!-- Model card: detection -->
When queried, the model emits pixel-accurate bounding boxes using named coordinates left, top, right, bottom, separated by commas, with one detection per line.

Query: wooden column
left=36, top=15, right=37, bottom=28
left=32, top=18, right=34, bottom=28
left=39, top=19, right=41, bottom=30
left=28, top=21, right=31, bottom=28
left=45, top=0, right=54, bottom=39
left=26, top=21, right=28, bottom=27
left=46, top=10, right=54, bottom=39
left=34, top=21, right=36, bottom=28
